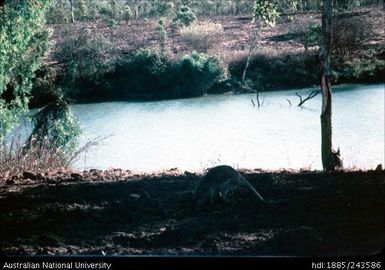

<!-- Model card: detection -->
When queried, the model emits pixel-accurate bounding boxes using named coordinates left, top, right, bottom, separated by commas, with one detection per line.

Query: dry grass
left=179, top=21, right=224, bottom=52
left=0, top=132, right=106, bottom=178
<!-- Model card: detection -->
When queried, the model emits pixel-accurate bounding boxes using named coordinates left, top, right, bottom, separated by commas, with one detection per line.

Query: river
left=71, top=84, right=384, bottom=172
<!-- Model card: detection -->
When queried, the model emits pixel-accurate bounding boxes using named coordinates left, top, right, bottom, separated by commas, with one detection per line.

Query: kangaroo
left=195, top=165, right=265, bottom=208
left=332, top=147, right=343, bottom=170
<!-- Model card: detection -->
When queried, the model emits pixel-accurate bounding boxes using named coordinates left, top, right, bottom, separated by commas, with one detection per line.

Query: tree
left=0, top=0, right=51, bottom=142
left=26, top=96, right=81, bottom=164
left=156, top=18, right=168, bottom=55
left=253, top=0, right=280, bottom=27
left=247, top=0, right=281, bottom=107
left=69, top=0, right=75, bottom=23
left=319, top=0, right=342, bottom=170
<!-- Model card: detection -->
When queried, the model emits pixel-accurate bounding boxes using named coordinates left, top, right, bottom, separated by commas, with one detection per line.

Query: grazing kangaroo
left=332, top=147, right=343, bottom=170
left=195, top=165, right=265, bottom=208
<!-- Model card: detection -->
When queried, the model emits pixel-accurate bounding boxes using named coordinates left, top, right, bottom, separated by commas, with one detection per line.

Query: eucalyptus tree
left=319, top=0, right=343, bottom=170
left=251, top=0, right=342, bottom=169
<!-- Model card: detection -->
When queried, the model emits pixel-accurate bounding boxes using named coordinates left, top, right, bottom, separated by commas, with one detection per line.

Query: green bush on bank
left=171, top=52, right=229, bottom=97
left=58, top=48, right=229, bottom=102
left=32, top=44, right=385, bottom=106
left=230, top=50, right=320, bottom=91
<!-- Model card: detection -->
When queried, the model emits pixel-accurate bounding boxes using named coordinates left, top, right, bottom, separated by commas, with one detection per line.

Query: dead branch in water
left=295, top=90, right=319, bottom=106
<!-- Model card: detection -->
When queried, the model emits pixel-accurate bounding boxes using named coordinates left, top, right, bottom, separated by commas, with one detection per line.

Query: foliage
left=253, top=0, right=280, bottom=26
left=0, top=0, right=51, bottom=143
left=130, top=48, right=168, bottom=77
left=171, top=5, right=197, bottom=28
left=332, top=15, right=373, bottom=60
left=43, top=0, right=382, bottom=24
left=179, top=22, right=224, bottom=52
left=100, top=0, right=125, bottom=21
left=230, top=49, right=320, bottom=90
left=333, top=50, right=385, bottom=83
left=46, top=1, right=71, bottom=24
left=98, top=49, right=229, bottom=100
left=55, top=27, right=117, bottom=93
left=156, top=18, right=168, bottom=54
left=289, top=17, right=321, bottom=52
left=172, top=52, right=229, bottom=97
left=26, top=97, right=81, bottom=160
left=76, top=0, right=104, bottom=22
left=103, top=48, right=169, bottom=100
left=123, top=4, right=133, bottom=23
left=150, top=1, right=175, bottom=17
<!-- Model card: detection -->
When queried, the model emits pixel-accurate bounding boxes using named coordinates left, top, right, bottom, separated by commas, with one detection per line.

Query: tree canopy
left=0, top=0, right=51, bottom=141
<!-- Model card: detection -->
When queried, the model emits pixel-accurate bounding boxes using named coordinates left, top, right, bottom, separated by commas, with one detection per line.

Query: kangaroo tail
left=239, top=175, right=265, bottom=202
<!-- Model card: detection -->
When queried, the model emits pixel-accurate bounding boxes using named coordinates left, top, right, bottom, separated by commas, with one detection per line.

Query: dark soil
left=0, top=169, right=384, bottom=256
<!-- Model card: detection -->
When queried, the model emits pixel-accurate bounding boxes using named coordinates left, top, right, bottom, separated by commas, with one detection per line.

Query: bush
left=156, top=19, right=168, bottom=54
left=55, top=27, right=117, bottom=96
left=46, top=1, right=71, bottom=24
left=109, top=50, right=229, bottom=100
left=180, top=22, right=224, bottom=52
left=172, top=52, right=229, bottom=97
left=150, top=1, right=174, bottom=17
left=123, top=4, right=132, bottom=24
left=230, top=50, right=320, bottom=90
left=100, top=0, right=125, bottom=22
left=26, top=98, right=81, bottom=158
left=289, top=17, right=321, bottom=52
left=171, top=5, right=196, bottom=27
left=333, top=50, right=385, bottom=83
left=332, top=15, right=373, bottom=60
left=111, top=48, right=170, bottom=99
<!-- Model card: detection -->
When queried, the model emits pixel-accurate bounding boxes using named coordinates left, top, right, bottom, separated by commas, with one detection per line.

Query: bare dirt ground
left=47, top=8, right=385, bottom=63
left=1, top=169, right=384, bottom=256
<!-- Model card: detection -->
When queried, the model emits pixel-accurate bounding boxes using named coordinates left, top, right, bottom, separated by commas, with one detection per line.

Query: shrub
left=46, top=1, right=71, bottom=24
left=123, top=4, right=132, bottom=24
left=26, top=98, right=81, bottom=155
left=289, top=17, right=321, bottom=52
left=156, top=19, right=168, bottom=54
left=55, top=27, right=117, bottom=96
left=180, top=22, right=224, bottom=52
left=150, top=1, right=175, bottom=17
left=110, top=50, right=229, bottom=99
left=100, top=0, right=125, bottom=22
left=333, top=50, right=385, bottom=83
left=171, top=5, right=196, bottom=27
left=111, top=48, right=170, bottom=99
left=332, top=15, right=373, bottom=60
left=230, top=50, right=320, bottom=90
left=172, top=52, right=229, bottom=97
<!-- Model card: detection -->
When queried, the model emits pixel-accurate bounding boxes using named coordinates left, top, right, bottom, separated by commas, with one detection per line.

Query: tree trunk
left=69, top=0, right=75, bottom=23
left=241, top=56, right=250, bottom=85
left=320, top=0, right=336, bottom=171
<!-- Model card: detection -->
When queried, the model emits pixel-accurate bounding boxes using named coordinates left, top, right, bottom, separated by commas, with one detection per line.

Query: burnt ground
left=0, top=169, right=384, bottom=256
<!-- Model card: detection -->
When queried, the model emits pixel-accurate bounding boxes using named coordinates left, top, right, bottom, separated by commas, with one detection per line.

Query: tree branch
left=296, top=90, right=319, bottom=106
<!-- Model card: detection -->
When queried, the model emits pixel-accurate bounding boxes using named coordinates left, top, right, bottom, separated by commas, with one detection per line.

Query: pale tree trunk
left=69, top=0, right=75, bottom=23
left=320, top=0, right=342, bottom=171
left=242, top=26, right=261, bottom=107
left=242, top=26, right=259, bottom=85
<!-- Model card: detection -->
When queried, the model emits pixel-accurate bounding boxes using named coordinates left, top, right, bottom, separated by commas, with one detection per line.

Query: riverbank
left=1, top=168, right=384, bottom=256
left=30, top=8, right=385, bottom=107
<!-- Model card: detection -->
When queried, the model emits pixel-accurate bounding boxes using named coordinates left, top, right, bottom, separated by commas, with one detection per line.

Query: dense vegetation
left=1, top=0, right=384, bottom=174
left=27, top=0, right=385, bottom=107
left=0, top=0, right=81, bottom=175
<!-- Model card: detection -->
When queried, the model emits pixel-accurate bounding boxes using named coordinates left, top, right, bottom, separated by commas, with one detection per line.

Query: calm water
left=71, top=84, right=384, bottom=172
